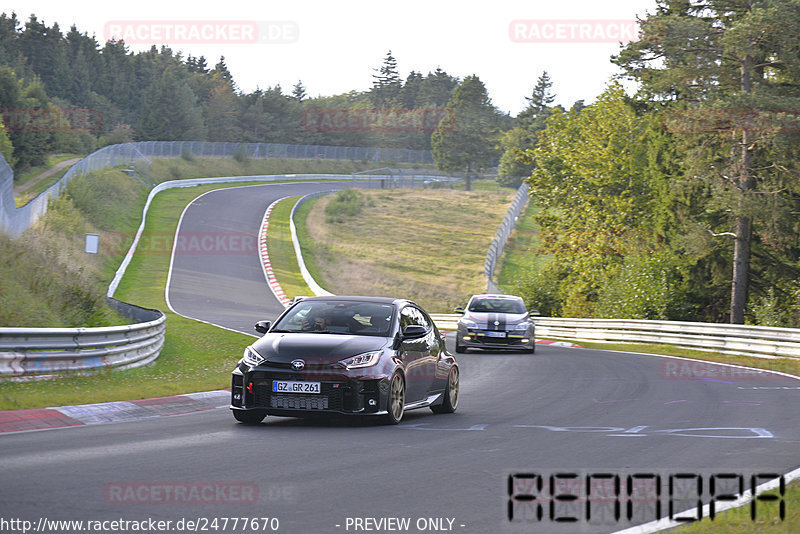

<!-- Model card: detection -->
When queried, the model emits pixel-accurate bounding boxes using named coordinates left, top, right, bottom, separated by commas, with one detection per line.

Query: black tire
left=232, top=410, right=266, bottom=424
left=455, top=340, right=466, bottom=353
left=431, top=366, right=459, bottom=414
left=384, top=373, right=405, bottom=425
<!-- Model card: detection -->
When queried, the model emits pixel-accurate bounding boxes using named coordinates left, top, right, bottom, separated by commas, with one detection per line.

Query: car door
left=398, top=305, right=436, bottom=402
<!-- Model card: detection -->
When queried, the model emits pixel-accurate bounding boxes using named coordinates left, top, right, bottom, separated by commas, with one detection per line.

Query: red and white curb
left=0, top=390, right=230, bottom=435
left=258, top=197, right=292, bottom=307
left=536, top=339, right=582, bottom=348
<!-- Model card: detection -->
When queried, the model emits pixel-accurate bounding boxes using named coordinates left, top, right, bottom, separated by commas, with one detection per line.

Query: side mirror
left=453, top=306, right=465, bottom=314
left=528, top=309, right=541, bottom=317
left=254, top=320, right=271, bottom=334
left=401, top=325, right=427, bottom=340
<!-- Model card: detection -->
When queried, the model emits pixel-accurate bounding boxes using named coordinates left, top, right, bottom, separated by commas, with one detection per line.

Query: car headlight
left=242, top=347, right=266, bottom=366
left=340, top=351, right=381, bottom=369
left=514, top=322, right=529, bottom=331
left=460, top=319, right=478, bottom=329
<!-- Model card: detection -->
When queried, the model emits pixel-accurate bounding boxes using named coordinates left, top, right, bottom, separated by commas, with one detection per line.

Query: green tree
left=431, top=75, right=501, bottom=190
left=613, top=0, right=800, bottom=324
left=417, top=67, right=458, bottom=107
left=521, top=83, right=660, bottom=316
left=370, top=50, right=402, bottom=108
left=291, top=80, right=306, bottom=101
left=497, top=71, right=559, bottom=187
left=138, top=68, right=205, bottom=140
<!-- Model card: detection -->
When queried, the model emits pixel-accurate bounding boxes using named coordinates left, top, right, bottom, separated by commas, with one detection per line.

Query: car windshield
left=468, top=298, right=526, bottom=314
left=272, top=301, right=394, bottom=336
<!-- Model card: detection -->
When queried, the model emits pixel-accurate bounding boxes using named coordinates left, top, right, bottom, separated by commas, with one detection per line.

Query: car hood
left=251, top=333, right=389, bottom=364
left=462, top=311, right=529, bottom=329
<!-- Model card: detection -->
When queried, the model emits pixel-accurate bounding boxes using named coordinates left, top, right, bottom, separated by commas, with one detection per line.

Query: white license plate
left=272, top=380, right=321, bottom=394
left=486, top=331, right=506, bottom=338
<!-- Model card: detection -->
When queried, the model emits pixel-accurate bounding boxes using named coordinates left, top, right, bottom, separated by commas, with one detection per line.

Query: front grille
left=270, top=395, right=329, bottom=410
left=483, top=336, right=515, bottom=344
left=253, top=382, right=345, bottom=411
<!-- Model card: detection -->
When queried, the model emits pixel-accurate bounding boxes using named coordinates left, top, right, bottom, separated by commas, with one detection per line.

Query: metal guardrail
left=484, top=184, right=529, bottom=293
left=428, top=314, right=800, bottom=359
left=0, top=299, right=165, bottom=377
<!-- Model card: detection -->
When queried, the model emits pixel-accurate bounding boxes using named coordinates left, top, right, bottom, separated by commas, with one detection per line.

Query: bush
left=324, top=189, right=371, bottom=223
left=180, top=146, right=195, bottom=162
left=232, top=145, right=250, bottom=164
left=506, top=261, right=564, bottom=316
left=595, top=252, right=688, bottom=320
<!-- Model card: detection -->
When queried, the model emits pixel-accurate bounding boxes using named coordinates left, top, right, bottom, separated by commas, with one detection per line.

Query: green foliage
left=64, top=170, right=147, bottom=230
left=138, top=68, right=206, bottom=141
left=0, top=168, right=146, bottom=328
left=595, top=253, right=689, bottom=320
left=506, top=261, right=563, bottom=317
left=324, top=189, right=372, bottom=223
left=180, top=146, right=195, bottom=162
left=0, top=118, right=14, bottom=167
left=613, top=0, right=800, bottom=324
left=232, top=145, right=250, bottom=164
left=431, top=75, right=503, bottom=184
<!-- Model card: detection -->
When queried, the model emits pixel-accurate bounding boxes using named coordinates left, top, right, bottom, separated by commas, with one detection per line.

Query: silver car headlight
left=460, top=319, right=478, bottom=329
left=242, top=347, right=266, bottom=366
left=340, top=351, right=381, bottom=369
left=514, top=322, right=529, bottom=331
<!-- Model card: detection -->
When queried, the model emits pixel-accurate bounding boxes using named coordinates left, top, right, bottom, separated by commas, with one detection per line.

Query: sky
left=8, top=0, right=659, bottom=115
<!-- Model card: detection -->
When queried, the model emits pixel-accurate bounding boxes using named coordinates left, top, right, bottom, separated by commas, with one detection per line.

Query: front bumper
left=457, top=326, right=535, bottom=350
left=230, top=366, right=391, bottom=416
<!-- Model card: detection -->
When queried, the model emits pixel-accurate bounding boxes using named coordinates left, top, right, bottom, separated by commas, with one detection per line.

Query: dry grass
left=304, top=188, right=515, bottom=312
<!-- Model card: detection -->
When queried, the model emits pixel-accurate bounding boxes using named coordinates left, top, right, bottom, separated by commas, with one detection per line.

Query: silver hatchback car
left=454, top=294, right=536, bottom=353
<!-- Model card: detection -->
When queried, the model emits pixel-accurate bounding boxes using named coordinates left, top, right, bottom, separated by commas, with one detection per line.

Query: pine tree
left=370, top=50, right=401, bottom=108
left=291, top=80, right=306, bottom=101
left=431, top=75, right=501, bottom=190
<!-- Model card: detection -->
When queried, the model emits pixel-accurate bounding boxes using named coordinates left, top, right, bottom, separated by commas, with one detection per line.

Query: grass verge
left=565, top=339, right=800, bottom=378
left=14, top=154, right=84, bottom=207
left=496, top=200, right=551, bottom=290
left=293, top=196, right=327, bottom=291
left=298, top=187, right=516, bottom=312
left=264, top=196, right=314, bottom=299
left=14, top=153, right=83, bottom=187
left=668, top=479, right=799, bottom=533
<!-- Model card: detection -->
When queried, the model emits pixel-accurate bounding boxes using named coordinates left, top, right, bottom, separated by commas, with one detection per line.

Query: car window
left=400, top=305, right=429, bottom=331
left=468, top=298, right=526, bottom=314
left=274, top=301, right=394, bottom=336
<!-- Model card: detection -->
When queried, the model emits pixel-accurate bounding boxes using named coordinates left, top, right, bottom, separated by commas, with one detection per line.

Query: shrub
left=595, top=252, right=688, bottom=320
left=180, top=146, right=195, bottom=162
left=232, top=145, right=250, bottom=164
left=324, top=189, right=370, bottom=223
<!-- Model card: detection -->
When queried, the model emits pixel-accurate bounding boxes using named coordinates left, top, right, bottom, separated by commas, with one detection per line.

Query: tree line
left=507, top=0, right=800, bottom=327
left=0, top=14, right=514, bottom=174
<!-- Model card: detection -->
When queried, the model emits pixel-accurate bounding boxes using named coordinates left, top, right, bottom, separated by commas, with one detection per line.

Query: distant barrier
left=428, top=314, right=800, bottom=359
left=484, top=184, right=529, bottom=293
